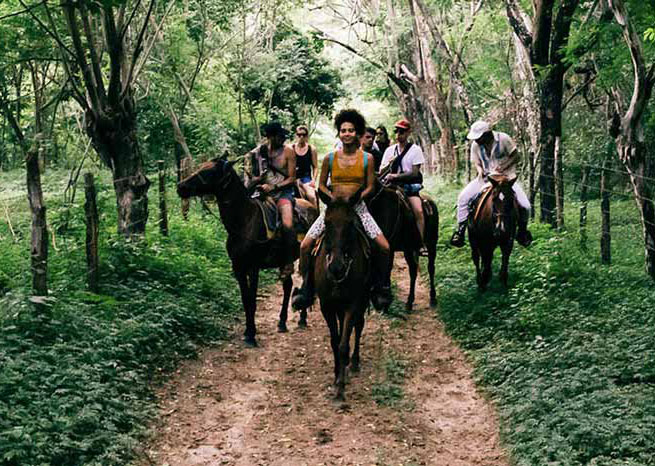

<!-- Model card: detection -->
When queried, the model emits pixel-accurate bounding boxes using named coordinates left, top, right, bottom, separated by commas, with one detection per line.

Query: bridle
left=326, top=250, right=353, bottom=284
left=491, top=188, right=515, bottom=236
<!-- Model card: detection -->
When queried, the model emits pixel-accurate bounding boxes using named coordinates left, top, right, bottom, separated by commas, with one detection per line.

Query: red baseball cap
left=394, top=119, right=411, bottom=130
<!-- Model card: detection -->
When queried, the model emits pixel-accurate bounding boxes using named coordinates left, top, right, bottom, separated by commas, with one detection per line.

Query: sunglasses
left=394, top=128, right=407, bottom=134
left=296, top=133, right=308, bottom=137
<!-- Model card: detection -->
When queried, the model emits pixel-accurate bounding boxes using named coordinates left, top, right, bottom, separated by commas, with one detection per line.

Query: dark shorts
left=273, top=186, right=295, bottom=205
left=402, top=183, right=423, bottom=197
left=299, top=176, right=312, bottom=184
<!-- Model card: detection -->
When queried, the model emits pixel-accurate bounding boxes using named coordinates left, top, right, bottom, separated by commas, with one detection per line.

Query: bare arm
left=244, top=150, right=263, bottom=189
left=311, top=146, right=319, bottom=184
left=361, top=153, right=376, bottom=200
left=318, top=155, right=334, bottom=203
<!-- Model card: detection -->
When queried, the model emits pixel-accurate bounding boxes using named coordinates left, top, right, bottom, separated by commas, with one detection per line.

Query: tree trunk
left=600, top=157, right=611, bottom=265
left=579, top=166, right=589, bottom=250
left=26, top=148, right=48, bottom=296
left=84, top=173, right=99, bottom=292
left=86, top=109, right=150, bottom=236
left=554, top=136, right=565, bottom=230
left=537, top=73, right=562, bottom=226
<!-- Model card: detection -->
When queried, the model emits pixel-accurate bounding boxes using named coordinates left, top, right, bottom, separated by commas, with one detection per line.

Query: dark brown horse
left=368, top=184, right=439, bottom=309
left=315, top=190, right=370, bottom=400
left=177, top=157, right=318, bottom=346
left=468, top=175, right=518, bottom=291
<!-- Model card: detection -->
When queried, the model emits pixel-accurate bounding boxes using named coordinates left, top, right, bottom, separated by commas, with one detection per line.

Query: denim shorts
left=403, top=183, right=423, bottom=197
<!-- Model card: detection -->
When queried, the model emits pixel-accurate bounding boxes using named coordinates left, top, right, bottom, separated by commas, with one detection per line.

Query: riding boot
left=370, top=248, right=392, bottom=310
left=516, top=211, right=533, bottom=247
left=292, top=245, right=314, bottom=310
left=449, top=221, right=467, bottom=248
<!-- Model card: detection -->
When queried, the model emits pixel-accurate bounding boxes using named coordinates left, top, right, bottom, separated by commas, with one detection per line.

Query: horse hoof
left=244, top=336, right=258, bottom=347
left=298, top=319, right=307, bottom=329
left=277, top=323, right=288, bottom=333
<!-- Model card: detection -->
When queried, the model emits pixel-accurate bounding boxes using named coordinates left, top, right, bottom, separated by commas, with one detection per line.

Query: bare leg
left=409, top=196, right=425, bottom=244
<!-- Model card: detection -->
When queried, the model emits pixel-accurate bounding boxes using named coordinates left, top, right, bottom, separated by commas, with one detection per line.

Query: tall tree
left=505, top=0, right=582, bottom=225
left=606, top=0, right=655, bottom=279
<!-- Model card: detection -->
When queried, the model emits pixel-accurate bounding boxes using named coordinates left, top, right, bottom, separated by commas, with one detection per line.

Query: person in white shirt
left=380, top=119, right=426, bottom=246
left=450, top=120, right=532, bottom=247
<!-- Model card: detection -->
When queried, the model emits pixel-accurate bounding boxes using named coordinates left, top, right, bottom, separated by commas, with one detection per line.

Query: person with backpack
left=380, top=119, right=426, bottom=247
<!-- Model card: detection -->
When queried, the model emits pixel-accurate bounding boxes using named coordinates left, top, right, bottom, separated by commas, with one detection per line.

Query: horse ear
left=222, top=150, right=230, bottom=160
left=347, top=186, right=364, bottom=208
left=508, top=176, right=517, bottom=187
left=488, top=175, right=499, bottom=188
left=227, top=159, right=237, bottom=167
left=318, top=189, right=332, bottom=207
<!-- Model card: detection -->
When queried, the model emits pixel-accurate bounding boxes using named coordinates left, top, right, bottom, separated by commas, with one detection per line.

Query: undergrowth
left=425, top=178, right=655, bottom=466
left=0, top=169, right=267, bottom=465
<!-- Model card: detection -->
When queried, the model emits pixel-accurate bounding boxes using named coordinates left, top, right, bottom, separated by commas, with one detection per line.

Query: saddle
left=311, top=221, right=371, bottom=260
left=254, top=196, right=317, bottom=241
left=469, top=185, right=493, bottom=224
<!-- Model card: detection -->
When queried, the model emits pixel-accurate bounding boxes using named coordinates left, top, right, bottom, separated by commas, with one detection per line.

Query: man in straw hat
left=450, top=120, right=532, bottom=248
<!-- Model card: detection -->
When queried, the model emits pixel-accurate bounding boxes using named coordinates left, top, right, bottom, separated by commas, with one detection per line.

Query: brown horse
left=468, top=175, right=518, bottom=291
left=177, top=157, right=318, bottom=346
left=315, top=190, right=370, bottom=400
left=368, top=183, right=439, bottom=309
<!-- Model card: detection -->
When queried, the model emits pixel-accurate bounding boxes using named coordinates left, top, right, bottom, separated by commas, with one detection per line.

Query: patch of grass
left=372, top=352, right=409, bottom=407
left=0, top=169, right=273, bottom=465
left=424, top=178, right=655, bottom=465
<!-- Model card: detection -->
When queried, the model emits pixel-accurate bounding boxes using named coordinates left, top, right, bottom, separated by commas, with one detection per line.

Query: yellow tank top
left=331, top=150, right=366, bottom=189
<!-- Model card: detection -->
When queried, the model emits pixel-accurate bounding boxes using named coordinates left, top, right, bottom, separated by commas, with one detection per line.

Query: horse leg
left=472, top=246, right=483, bottom=290
left=499, top=241, right=514, bottom=288
left=481, top=249, right=493, bottom=291
left=336, top=311, right=354, bottom=401
left=403, top=249, right=418, bottom=312
left=277, top=275, right=292, bottom=333
left=351, top=308, right=366, bottom=373
left=236, top=270, right=257, bottom=347
left=428, top=241, right=437, bottom=307
left=321, top=307, right=340, bottom=385
left=298, top=308, right=308, bottom=328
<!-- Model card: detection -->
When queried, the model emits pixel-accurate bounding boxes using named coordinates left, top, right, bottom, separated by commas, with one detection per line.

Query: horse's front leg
left=481, top=248, right=493, bottom=291
left=427, top=241, right=438, bottom=307
left=298, top=308, right=308, bottom=328
left=499, top=240, right=514, bottom=288
left=471, top=244, right=482, bottom=290
left=320, top=303, right=340, bottom=385
left=403, top=249, right=418, bottom=312
left=336, top=310, right=354, bottom=401
left=236, top=270, right=257, bottom=347
left=278, top=275, right=292, bottom=333
left=351, top=305, right=366, bottom=373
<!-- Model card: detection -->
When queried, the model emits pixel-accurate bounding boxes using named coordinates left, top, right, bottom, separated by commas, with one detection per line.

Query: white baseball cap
left=467, top=120, right=491, bottom=140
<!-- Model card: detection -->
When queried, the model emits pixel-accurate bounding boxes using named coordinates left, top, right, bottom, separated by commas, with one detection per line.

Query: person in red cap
left=380, top=119, right=426, bottom=247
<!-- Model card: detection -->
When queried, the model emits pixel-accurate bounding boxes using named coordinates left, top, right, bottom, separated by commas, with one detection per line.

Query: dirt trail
left=140, top=259, right=508, bottom=466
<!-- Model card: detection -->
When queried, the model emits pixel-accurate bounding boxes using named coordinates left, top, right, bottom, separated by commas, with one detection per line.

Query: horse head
left=320, top=190, right=361, bottom=284
left=488, top=175, right=517, bottom=239
left=177, top=155, right=237, bottom=199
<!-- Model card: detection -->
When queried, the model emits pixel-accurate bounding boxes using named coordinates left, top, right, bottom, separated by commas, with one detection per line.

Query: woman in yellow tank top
left=292, top=109, right=392, bottom=311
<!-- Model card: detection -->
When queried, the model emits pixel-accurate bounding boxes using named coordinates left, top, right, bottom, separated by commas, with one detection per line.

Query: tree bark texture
left=84, top=173, right=99, bottom=292
left=600, top=158, right=611, bottom=265
left=158, top=160, right=169, bottom=236
left=579, top=166, right=589, bottom=250
left=607, top=0, right=655, bottom=279
left=26, top=148, right=48, bottom=296
left=554, top=136, right=565, bottom=230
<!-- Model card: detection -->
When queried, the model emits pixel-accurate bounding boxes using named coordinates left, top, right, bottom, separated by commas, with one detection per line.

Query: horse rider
left=292, top=109, right=393, bottom=311
left=450, top=120, right=533, bottom=247
left=380, top=119, right=426, bottom=248
left=243, top=121, right=297, bottom=259
left=361, top=127, right=383, bottom=172
left=375, top=125, right=390, bottom=155
left=292, top=124, right=318, bottom=206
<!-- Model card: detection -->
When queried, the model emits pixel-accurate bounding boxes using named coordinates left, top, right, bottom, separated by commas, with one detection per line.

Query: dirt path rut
left=140, top=259, right=508, bottom=465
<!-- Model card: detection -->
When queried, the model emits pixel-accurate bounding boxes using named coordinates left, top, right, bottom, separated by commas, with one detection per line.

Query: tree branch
left=504, top=0, right=532, bottom=50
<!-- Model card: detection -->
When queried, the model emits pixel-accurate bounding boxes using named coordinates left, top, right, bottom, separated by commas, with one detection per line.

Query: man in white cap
left=380, top=119, right=426, bottom=247
left=450, top=120, right=532, bottom=247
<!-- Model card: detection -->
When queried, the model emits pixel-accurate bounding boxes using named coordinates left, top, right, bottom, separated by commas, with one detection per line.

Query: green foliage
left=372, top=353, right=409, bottom=408
left=427, top=180, right=655, bottom=465
left=0, top=169, right=261, bottom=465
